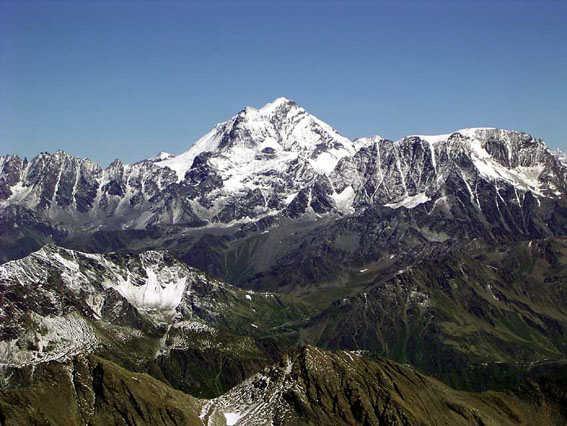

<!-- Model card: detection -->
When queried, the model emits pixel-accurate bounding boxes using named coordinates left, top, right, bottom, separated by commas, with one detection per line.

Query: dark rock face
left=184, top=152, right=224, bottom=196
left=285, top=189, right=310, bottom=218
left=0, top=156, right=25, bottom=200
left=0, top=205, right=68, bottom=263
left=214, top=187, right=266, bottom=222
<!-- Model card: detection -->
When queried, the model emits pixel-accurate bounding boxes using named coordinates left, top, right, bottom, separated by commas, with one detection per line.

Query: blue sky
left=1, top=0, right=566, bottom=165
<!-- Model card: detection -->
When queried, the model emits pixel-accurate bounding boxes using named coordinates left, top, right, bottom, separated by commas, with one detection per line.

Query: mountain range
left=2, top=98, right=567, bottom=424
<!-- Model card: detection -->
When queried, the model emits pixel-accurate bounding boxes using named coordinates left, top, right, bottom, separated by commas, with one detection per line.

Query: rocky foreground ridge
left=2, top=346, right=567, bottom=425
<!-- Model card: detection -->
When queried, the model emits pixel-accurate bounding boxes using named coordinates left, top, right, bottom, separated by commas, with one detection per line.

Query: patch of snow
left=456, top=127, right=498, bottom=138
left=332, top=186, right=356, bottom=213
left=224, top=412, right=242, bottom=425
left=150, top=152, right=173, bottom=162
left=411, top=133, right=451, bottom=144
left=354, top=135, right=383, bottom=148
left=7, top=181, right=34, bottom=203
left=102, top=265, right=187, bottom=312
left=156, top=124, right=226, bottom=181
left=385, top=193, right=430, bottom=209
left=343, top=351, right=355, bottom=362
left=284, top=357, right=293, bottom=374
left=285, top=192, right=298, bottom=205
left=259, top=96, right=292, bottom=114
left=465, top=134, right=546, bottom=193
left=487, top=284, right=499, bottom=301
left=52, top=252, right=80, bottom=273
left=309, top=149, right=351, bottom=175
left=245, top=294, right=252, bottom=301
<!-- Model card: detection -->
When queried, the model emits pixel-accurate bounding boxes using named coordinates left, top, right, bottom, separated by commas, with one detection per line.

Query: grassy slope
left=1, top=348, right=567, bottom=425
left=0, top=355, right=204, bottom=426
left=302, top=238, right=567, bottom=390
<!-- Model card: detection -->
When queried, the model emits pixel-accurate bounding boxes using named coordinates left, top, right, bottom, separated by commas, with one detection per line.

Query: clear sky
left=1, top=0, right=566, bottom=166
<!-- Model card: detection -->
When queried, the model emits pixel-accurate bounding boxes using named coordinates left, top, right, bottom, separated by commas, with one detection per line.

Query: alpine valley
left=2, top=98, right=567, bottom=425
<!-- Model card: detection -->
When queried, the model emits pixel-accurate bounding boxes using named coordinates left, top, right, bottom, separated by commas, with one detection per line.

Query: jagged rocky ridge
left=0, top=97, right=357, bottom=229
left=0, top=245, right=309, bottom=397
left=1, top=98, right=565, bottom=231
left=2, top=98, right=567, bottom=292
left=3, top=240, right=567, bottom=423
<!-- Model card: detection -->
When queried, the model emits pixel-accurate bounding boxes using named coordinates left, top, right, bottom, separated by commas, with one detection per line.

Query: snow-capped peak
left=234, top=98, right=296, bottom=119
left=156, top=97, right=353, bottom=181
left=257, top=96, right=295, bottom=114
left=3, top=101, right=565, bottom=231
left=353, top=135, right=384, bottom=148
left=150, top=151, right=173, bottom=162
left=407, top=128, right=497, bottom=145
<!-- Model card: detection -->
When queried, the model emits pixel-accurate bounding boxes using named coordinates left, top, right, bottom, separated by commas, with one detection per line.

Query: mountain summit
left=1, top=98, right=566, bottom=263
left=155, top=97, right=354, bottom=180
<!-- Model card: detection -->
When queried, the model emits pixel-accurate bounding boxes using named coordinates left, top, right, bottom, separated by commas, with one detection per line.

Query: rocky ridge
left=0, top=245, right=309, bottom=397
left=3, top=99, right=567, bottom=298
left=2, top=99, right=565, bottom=234
left=1, top=346, right=566, bottom=425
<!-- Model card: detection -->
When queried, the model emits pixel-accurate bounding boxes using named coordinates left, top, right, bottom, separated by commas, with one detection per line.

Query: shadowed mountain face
left=302, top=238, right=567, bottom=390
left=3, top=98, right=567, bottom=424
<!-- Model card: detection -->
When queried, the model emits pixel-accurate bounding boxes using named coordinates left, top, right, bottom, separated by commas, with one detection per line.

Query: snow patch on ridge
left=385, top=193, right=430, bottom=209
left=259, top=96, right=292, bottom=114
left=332, top=186, right=356, bottom=213
left=157, top=124, right=227, bottom=181
left=224, top=412, right=242, bottom=425
left=411, top=133, right=452, bottom=144
left=404, top=127, right=550, bottom=196
left=103, top=269, right=187, bottom=312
